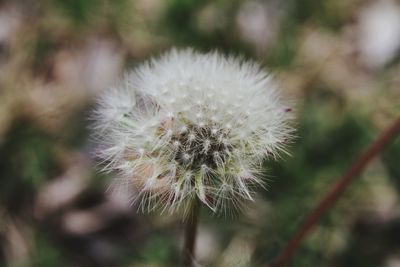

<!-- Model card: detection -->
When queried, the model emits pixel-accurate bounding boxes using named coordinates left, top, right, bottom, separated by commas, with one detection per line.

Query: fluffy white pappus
left=91, top=48, right=294, bottom=215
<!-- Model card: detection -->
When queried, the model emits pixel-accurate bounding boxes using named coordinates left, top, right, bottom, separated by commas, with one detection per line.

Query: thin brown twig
left=272, top=116, right=400, bottom=267
left=182, top=199, right=200, bottom=267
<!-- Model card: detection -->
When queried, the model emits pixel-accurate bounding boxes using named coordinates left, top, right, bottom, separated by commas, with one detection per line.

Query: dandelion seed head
left=91, top=48, right=294, bottom=214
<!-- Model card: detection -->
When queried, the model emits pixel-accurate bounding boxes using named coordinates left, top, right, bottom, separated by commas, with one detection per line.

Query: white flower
left=91, top=48, right=294, bottom=214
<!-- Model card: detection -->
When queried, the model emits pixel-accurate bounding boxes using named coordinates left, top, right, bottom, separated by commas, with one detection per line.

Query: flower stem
left=182, top=199, right=200, bottom=267
left=272, top=116, right=400, bottom=267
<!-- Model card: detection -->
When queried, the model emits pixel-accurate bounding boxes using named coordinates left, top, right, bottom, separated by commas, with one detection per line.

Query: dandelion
left=91, top=48, right=294, bottom=215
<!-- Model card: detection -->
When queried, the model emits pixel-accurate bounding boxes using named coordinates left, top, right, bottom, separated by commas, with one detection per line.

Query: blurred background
left=0, top=0, right=399, bottom=266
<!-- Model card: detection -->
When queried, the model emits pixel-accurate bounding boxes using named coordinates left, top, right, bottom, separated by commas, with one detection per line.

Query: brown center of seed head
left=170, top=125, right=233, bottom=171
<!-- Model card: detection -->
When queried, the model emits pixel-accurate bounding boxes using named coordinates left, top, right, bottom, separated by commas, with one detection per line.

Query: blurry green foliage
left=53, top=0, right=99, bottom=23
left=43, top=0, right=130, bottom=31
left=30, top=234, right=62, bottom=267
left=163, top=0, right=252, bottom=54
left=140, top=235, right=178, bottom=265
left=267, top=0, right=343, bottom=67
left=289, top=0, right=343, bottom=30
left=382, top=138, right=400, bottom=193
left=32, top=34, right=58, bottom=77
left=0, top=118, right=60, bottom=215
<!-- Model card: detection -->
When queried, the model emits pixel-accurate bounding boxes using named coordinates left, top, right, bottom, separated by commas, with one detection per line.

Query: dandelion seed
left=91, top=48, right=294, bottom=214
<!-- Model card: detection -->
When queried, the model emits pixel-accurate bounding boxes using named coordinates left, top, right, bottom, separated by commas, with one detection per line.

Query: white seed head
left=91, top=48, right=294, bottom=214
